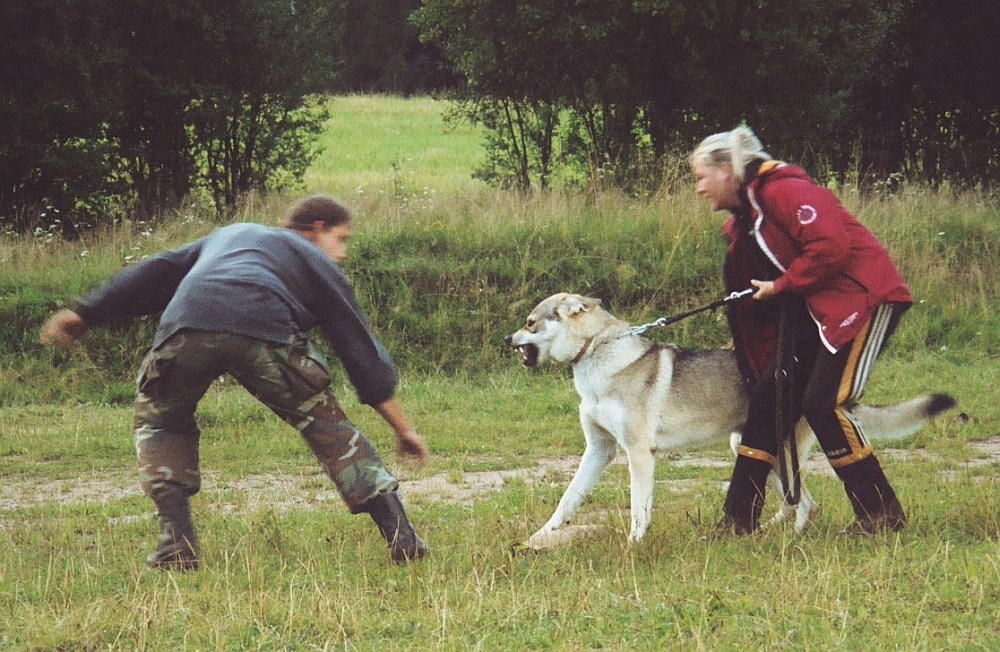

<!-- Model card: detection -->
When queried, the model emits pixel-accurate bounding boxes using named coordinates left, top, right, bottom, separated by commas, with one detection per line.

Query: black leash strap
left=775, top=297, right=801, bottom=505
left=628, top=289, right=754, bottom=335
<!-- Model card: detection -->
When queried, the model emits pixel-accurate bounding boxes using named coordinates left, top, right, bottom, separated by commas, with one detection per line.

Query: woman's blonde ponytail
left=691, top=125, right=770, bottom=183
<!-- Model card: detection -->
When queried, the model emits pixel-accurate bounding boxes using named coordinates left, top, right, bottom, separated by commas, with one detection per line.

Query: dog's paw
left=508, top=542, right=542, bottom=557
left=523, top=530, right=557, bottom=550
left=524, top=525, right=604, bottom=550
left=793, top=502, right=820, bottom=535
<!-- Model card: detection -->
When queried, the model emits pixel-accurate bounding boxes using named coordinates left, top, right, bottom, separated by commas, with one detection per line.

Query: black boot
left=838, top=455, right=906, bottom=535
left=362, top=492, right=428, bottom=564
left=146, top=491, right=200, bottom=570
left=709, top=455, right=771, bottom=538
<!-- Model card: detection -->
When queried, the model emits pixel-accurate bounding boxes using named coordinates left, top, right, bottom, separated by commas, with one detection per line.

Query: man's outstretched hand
left=40, top=309, right=89, bottom=347
left=374, top=397, right=430, bottom=467
left=396, top=429, right=430, bottom=466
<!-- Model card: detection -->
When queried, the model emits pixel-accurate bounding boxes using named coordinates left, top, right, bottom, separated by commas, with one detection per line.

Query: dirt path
left=4, top=436, right=998, bottom=516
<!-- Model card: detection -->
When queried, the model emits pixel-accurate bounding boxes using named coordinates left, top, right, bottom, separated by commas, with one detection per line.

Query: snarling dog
left=505, top=293, right=955, bottom=544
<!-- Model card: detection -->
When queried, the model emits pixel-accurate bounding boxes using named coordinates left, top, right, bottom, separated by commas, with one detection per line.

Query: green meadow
left=306, top=94, right=486, bottom=195
left=1, top=95, right=999, bottom=650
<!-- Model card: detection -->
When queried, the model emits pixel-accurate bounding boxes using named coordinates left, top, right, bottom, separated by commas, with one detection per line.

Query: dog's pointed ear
left=556, top=295, right=601, bottom=319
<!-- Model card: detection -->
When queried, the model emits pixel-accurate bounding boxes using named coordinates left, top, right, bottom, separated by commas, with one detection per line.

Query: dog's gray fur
left=506, top=293, right=956, bottom=543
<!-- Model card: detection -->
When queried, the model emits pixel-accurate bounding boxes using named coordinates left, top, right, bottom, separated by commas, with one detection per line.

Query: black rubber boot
left=146, top=491, right=200, bottom=570
left=709, top=455, right=771, bottom=538
left=837, top=455, right=906, bottom=535
left=362, top=492, right=428, bottom=564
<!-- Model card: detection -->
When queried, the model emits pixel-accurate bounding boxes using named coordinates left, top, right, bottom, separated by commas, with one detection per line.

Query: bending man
left=41, top=196, right=429, bottom=568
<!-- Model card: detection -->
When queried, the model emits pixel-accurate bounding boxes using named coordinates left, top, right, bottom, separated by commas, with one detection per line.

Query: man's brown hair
left=284, top=196, right=351, bottom=231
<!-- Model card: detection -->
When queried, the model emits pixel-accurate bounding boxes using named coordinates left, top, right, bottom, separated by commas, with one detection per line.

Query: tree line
left=413, top=0, right=1000, bottom=191
left=0, top=0, right=447, bottom=233
left=2, top=0, right=997, bottom=232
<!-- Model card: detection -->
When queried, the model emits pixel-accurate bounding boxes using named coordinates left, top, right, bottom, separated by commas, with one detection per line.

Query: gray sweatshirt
left=74, top=223, right=398, bottom=405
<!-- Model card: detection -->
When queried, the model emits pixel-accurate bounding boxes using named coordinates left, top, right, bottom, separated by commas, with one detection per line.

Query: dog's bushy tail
left=851, top=393, right=957, bottom=441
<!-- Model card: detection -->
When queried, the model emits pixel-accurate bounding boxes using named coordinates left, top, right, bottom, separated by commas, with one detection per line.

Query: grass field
left=305, top=94, right=486, bottom=196
left=2, top=95, right=999, bottom=651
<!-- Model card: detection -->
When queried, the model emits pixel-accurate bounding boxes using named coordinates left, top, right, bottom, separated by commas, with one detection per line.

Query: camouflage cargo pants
left=133, top=330, right=398, bottom=512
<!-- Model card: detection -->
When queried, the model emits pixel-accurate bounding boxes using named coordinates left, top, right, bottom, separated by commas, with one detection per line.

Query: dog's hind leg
left=528, top=418, right=617, bottom=544
left=791, top=424, right=820, bottom=534
left=764, top=423, right=820, bottom=534
left=764, top=470, right=795, bottom=529
left=793, top=485, right=818, bottom=534
left=763, top=472, right=819, bottom=532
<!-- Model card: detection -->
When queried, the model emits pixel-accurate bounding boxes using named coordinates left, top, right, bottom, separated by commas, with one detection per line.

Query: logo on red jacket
left=796, top=204, right=818, bottom=225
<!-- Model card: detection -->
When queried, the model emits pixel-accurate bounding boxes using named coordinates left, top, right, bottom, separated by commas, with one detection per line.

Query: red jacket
left=723, top=162, right=912, bottom=377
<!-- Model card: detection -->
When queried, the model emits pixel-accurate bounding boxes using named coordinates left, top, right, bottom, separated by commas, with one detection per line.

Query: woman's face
left=693, top=159, right=741, bottom=212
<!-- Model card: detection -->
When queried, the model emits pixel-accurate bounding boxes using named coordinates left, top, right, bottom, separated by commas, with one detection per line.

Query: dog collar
left=571, top=337, right=595, bottom=364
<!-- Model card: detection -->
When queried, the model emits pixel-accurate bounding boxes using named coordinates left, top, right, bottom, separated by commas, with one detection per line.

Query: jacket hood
left=747, top=161, right=813, bottom=187
left=735, top=160, right=811, bottom=219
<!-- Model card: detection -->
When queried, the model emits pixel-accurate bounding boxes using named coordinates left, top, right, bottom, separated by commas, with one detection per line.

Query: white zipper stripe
left=748, top=185, right=839, bottom=353
left=747, top=187, right=787, bottom=273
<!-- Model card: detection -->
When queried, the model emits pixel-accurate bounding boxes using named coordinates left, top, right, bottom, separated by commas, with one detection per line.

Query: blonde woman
left=691, top=126, right=916, bottom=536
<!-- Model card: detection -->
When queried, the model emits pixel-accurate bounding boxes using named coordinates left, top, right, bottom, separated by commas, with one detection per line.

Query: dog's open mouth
left=518, top=343, right=539, bottom=367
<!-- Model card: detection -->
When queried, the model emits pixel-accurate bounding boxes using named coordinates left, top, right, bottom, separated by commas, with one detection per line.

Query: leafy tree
left=185, top=0, right=339, bottom=211
left=414, top=0, right=545, bottom=190
left=414, top=0, right=663, bottom=190
left=96, top=0, right=211, bottom=216
left=415, top=0, right=945, bottom=188
left=1, top=0, right=342, bottom=229
left=892, top=0, right=1000, bottom=184
left=0, top=0, right=122, bottom=230
left=668, top=0, right=906, bottom=179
